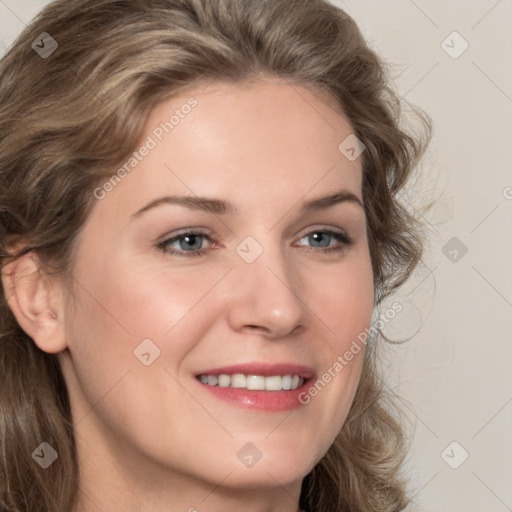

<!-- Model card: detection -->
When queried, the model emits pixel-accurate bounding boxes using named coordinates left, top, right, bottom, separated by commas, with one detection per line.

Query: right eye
left=157, top=230, right=216, bottom=258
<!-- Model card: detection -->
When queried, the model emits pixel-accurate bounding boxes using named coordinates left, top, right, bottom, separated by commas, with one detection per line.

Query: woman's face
left=58, top=78, right=374, bottom=500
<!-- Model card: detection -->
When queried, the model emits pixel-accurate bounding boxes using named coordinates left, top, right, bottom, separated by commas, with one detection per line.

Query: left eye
left=298, top=230, right=346, bottom=248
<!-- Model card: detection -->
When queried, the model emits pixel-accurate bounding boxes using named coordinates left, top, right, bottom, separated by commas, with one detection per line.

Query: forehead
left=92, top=78, right=363, bottom=222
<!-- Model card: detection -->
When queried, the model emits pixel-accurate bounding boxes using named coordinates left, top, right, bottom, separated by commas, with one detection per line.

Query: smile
left=194, top=363, right=316, bottom=411
left=197, top=374, right=304, bottom=391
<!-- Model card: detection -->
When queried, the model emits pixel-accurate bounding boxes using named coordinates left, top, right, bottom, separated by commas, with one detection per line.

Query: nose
left=224, top=240, right=306, bottom=339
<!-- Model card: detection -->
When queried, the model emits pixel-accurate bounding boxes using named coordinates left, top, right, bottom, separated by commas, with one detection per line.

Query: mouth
left=194, top=363, right=316, bottom=412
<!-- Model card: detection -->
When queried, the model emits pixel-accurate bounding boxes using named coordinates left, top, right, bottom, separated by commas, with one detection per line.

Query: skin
left=4, top=78, right=374, bottom=512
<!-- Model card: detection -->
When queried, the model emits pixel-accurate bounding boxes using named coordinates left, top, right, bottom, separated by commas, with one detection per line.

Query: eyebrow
left=131, top=189, right=363, bottom=219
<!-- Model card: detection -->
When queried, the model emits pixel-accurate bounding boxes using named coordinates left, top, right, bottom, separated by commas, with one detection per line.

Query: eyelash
left=156, top=228, right=353, bottom=258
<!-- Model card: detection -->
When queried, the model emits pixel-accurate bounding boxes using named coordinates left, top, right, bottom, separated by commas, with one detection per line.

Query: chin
left=223, top=463, right=309, bottom=490
left=224, top=441, right=321, bottom=489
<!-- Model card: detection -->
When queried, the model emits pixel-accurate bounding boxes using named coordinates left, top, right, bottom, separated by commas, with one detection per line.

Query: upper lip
left=195, top=363, right=316, bottom=380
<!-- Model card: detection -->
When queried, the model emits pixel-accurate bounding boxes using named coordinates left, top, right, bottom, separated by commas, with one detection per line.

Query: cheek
left=307, top=245, right=374, bottom=340
left=62, top=256, right=205, bottom=448
left=104, top=250, right=235, bottom=338
left=69, top=248, right=223, bottom=344
left=298, top=247, right=374, bottom=438
left=62, top=251, right=233, bottom=414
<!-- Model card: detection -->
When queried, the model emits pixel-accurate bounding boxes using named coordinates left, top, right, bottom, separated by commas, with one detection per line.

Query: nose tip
left=241, top=305, right=305, bottom=337
left=225, top=254, right=306, bottom=339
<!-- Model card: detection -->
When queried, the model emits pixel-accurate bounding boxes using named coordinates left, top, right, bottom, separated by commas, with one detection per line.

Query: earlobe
left=1, top=251, right=67, bottom=354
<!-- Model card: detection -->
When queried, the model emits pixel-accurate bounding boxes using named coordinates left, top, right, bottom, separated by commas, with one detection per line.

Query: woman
left=0, top=0, right=431, bottom=511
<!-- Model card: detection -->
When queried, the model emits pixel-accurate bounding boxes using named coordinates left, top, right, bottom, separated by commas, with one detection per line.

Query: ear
left=1, top=251, right=67, bottom=354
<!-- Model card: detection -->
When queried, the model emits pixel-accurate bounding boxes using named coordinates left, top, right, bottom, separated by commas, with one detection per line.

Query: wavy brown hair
left=0, top=0, right=431, bottom=511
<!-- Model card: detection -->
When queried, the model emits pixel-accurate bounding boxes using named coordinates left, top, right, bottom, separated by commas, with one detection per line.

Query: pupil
left=183, top=235, right=201, bottom=250
left=312, top=232, right=329, bottom=247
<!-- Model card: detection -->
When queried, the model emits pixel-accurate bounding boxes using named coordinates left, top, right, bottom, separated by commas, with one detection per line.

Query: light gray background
left=1, top=1, right=511, bottom=511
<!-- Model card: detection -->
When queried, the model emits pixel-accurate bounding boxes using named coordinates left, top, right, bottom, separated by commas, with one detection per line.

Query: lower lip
left=196, top=379, right=312, bottom=412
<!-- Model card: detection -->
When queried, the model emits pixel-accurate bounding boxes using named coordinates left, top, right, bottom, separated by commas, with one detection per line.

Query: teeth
left=247, top=375, right=265, bottom=390
left=218, top=374, right=230, bottom=387
left=231, top=374, right=246, bottom=388
left=206, top=375, right=218, bottom=386
left=282, top=375, right=292, bottom=390
left=265, top=376, right=282, bottom=391
left=198, top=373, right=305, bottom=391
